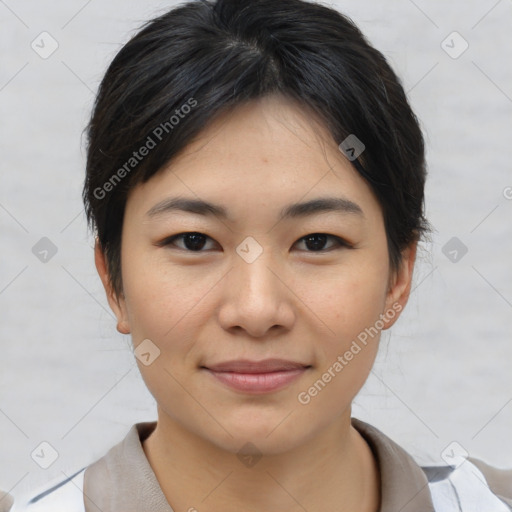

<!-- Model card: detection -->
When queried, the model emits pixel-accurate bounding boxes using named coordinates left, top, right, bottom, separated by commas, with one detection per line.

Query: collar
left=83, top=417, right=436, bottom=512
left=351, top=417, right=435, bottom=512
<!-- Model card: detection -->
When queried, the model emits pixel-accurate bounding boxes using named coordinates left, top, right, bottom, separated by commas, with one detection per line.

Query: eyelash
left=157, top=232, right=353, bottom=253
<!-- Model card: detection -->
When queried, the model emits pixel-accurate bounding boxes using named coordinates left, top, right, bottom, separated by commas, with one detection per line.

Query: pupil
left=305, top=234, right=327, bottom=251
left=185, top=233, right=206, bottom=251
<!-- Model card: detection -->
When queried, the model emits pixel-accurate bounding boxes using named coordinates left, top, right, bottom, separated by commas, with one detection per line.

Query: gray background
left=1, top=0, right=511, bottom=503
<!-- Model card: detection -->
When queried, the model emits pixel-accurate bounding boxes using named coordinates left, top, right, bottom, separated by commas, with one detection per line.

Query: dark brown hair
left=83, top=0, right=430, bottom=296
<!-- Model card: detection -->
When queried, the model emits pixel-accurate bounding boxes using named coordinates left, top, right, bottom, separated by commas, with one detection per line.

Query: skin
left=95, top=94, right=417, bottom=512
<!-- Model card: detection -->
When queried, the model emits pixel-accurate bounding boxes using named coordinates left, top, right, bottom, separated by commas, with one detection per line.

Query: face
left=97, top=94, right=415, bottom=455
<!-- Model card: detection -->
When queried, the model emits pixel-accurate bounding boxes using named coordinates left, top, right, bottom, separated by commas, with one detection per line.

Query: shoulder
left=7, top=422, right=150, bottom=512
left=423, top=457, right=512, bottom=511
left=7, top=467, right=86, bottom=512
left=9, top=422, right=154, bottom=512
left=351, top=417, right=512, bottom=511
left=468, top=457, right=512, bottom=507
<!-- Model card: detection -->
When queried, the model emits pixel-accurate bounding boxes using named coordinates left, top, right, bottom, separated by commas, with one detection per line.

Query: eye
left=157, top=232, right=352, bottom=253
left=294, top=233, right=352, bottom=252
left=158, top=232, right=218, bottom=252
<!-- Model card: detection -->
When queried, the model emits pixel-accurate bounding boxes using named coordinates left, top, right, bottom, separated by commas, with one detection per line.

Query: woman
left=7, top=0, right=511, bottom=510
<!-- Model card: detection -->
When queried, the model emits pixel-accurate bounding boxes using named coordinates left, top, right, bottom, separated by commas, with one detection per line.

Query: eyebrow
left=146, top=196, right=364, bottom=221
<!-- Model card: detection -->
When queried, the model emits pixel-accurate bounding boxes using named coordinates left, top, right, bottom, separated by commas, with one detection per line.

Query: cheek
left=297, top=261, right=389, bottom=341
left=120, top=249, right=214, bottom=403
left=121, top=247, right=218, bottom=345
left=294, top=258, right=389, bottom=385
left=294, top=269, right=387, bottom=416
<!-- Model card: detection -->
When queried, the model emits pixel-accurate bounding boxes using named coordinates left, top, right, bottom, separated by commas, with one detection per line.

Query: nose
left=217, top=248, right=296, bottom=338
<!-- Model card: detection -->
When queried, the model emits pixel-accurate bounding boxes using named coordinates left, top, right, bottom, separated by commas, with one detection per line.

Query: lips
left=201, top=359, right=311, bottom=394
left=203, top=358, right=311, bottom=373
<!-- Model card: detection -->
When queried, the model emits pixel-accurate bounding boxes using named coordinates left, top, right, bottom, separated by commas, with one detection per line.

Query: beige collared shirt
left=78, top=417, right=512, bottom=512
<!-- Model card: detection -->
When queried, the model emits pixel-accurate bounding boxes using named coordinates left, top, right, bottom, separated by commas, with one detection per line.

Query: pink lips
left=202, top=358, right=311, bottom=394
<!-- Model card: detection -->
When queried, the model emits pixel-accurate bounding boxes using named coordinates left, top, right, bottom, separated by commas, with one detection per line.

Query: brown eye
left=159, top=232, right=218, bottom=252
left=294, top=233, right=351, bottom=252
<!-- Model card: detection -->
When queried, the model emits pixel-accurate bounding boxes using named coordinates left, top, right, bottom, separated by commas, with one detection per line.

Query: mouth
left=200, top=358, right=312, bottom=394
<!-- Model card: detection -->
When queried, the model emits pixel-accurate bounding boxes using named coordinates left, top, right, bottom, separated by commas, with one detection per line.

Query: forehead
left=125, top=95, right=382, bottom=226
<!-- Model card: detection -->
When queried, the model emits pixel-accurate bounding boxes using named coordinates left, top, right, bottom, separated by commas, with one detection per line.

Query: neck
left=142, top=408, right=380, bottom=512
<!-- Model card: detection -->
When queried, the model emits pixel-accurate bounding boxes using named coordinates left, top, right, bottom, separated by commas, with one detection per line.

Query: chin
left=212, top=430, right=302, bottom=458
left=202, top=410, right=307, bottom=456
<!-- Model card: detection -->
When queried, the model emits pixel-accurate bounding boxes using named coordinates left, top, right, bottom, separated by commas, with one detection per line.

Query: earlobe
left=382, top=242, right=417, bottom=330
left=94, top=238, right=131, bottom=335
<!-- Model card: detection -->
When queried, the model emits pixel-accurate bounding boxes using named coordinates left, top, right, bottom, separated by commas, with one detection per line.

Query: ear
left=94, top=238, right=131, bottom=334
left=382, top=241, right=417, bottom=330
